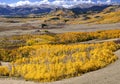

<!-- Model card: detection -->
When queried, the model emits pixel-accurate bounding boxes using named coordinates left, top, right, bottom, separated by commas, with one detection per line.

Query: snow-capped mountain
left=70, top=4, right=111, bottom=14
left=8, top=0, right=113, bottom=8
left=0, top=0, right=119, bottom=16
left=0, top=4, right=62, bottom=15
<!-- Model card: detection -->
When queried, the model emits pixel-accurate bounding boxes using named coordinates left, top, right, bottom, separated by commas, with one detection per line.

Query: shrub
left=0, top=66, right=9, bottom=76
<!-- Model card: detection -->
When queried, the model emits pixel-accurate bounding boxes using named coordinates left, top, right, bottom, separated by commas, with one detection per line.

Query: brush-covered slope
left=41, top=9, right=76, bottom=24
left=84, top=5, right=120, bottom=24
left=39, top=5, right=120, bottom=24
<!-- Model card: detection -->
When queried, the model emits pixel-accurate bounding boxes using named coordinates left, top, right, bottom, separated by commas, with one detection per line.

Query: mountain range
left=0, top=3, right=119, bottom=16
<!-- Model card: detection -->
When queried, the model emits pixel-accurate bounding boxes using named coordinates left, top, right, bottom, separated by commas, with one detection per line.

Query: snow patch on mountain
left=6, top=0, right=113, bottom=8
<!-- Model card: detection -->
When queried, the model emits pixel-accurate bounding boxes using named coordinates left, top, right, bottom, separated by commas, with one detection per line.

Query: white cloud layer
left=106, top=0, right=111, bottom=3
left=1, top=0, right=112, bottom=8
left=0, top=2, right=7, bottom=5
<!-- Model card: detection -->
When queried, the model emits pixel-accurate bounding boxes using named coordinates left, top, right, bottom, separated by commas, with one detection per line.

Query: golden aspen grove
left=0, top=29, right=120, bottom=82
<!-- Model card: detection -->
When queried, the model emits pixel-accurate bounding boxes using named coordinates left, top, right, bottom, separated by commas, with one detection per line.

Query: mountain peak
left=0, top=1, right=119, bottom=16
left=1, top=0, right=116, bottom=8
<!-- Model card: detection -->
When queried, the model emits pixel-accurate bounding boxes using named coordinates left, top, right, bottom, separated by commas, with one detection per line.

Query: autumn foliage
left=0, top=66, right=9, bottom=76
left=10, top=42, right=119, bottom=82
left=0, top=29, right=120, bottom=82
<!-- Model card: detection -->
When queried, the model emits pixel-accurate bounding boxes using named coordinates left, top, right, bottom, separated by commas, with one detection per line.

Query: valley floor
left=0, top=23, right=120, bottom=84
left=0, top=23, right=120, bottom=36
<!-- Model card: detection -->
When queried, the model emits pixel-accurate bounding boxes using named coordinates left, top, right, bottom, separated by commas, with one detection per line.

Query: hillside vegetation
left=10, top=42, right=119, bottom=82
left=0, top=29, right=120, bottom=62
left=38, top=5, right=120, bottom=24
left=0, top=29, right=120, bottom=82
left=1, top=5, right=120, bottom=25
left=84, top=9, right=120, bottom=24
